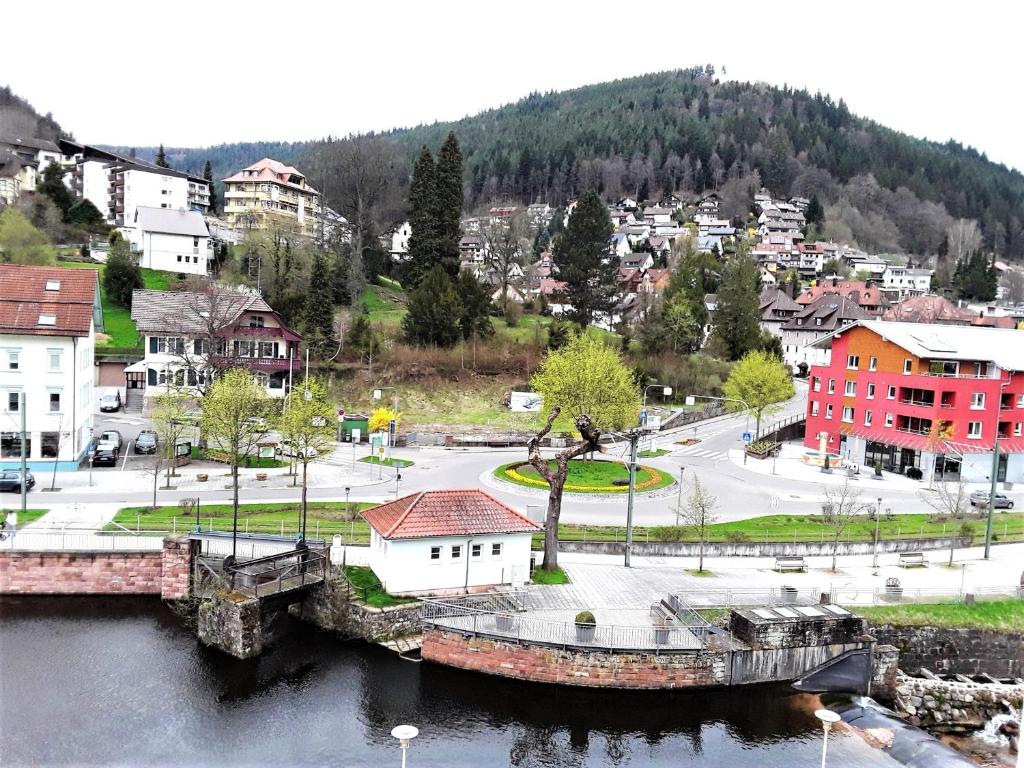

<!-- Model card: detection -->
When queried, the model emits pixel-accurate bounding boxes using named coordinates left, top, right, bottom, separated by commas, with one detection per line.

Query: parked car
left=99, top=430, right=123, bottom=451
left=93, top=444, right=119, bottom=466
left=278, top=441, right=318, bottom=459
left=0, top=469, right=35, bottom=492
left=134, top=430, right=159, bottom=454
left=99, top=392, right=122, bottom=412
left=969, top=491, right=1014, bottom=509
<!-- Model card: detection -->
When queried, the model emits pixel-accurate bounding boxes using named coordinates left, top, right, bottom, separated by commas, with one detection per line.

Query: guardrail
left=225, top=549, right=327, bottom=598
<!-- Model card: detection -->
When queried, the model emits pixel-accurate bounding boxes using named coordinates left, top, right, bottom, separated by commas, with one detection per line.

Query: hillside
left=0, top=86, right=67, bottom=141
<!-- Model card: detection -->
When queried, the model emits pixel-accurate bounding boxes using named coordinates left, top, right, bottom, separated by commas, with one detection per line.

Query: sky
left=9, top=0, right=1024, bottom=171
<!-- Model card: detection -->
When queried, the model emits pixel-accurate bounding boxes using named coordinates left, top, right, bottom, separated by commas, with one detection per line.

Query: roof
left=361, top=489, right=541, bottom=540
left=797, top=280, right=888, bottom=309
left=882, top=295, right=975, bottom=325
left=130, top=288, right=280, bottom=334
left=782, top=294, right=867, bottom=332
left=759, top=287, right=801, bottom=319
left=811, top=319, right=1024, bottom=371
left=0, top=264, right=98, bottom=337
left=135, top=207, right=210, bottom=237
left=0, top=135, right=61, bottom=153
left=223, top=157, right=318, bottom=195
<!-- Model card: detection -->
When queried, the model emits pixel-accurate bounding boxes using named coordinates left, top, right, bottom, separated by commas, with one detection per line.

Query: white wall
left=138, top=231, right=210, bottom=275
left=369, top=531, right=533, bottom=595
left=80, top=160, right=110, bottom=223
left=782, top=328, right=831, bottom=369
left=124, top=170, right=189, bottom=226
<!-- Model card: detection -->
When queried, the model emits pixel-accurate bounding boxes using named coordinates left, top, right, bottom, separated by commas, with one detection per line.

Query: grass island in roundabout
left=494, top=459, right=675, bottom=494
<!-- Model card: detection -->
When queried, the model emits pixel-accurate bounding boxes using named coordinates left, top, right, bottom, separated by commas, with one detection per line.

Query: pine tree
left=203, top=160, right=217, bottom=213
left=103, top=235, right=144, bottom=307
left=711, top=255, right=760, bottom=360
left=434, top=131, right=464, bottom=279
left=552, top=190, right=615, bottom=327
left=401, top=265, right=463, bottom=347
left=38, top=162, right=73, bottom=217
left=302, top=251, right=337, bottom=358
left=806, top=195, right=824, bottom=228
left=455, top=269, right=494, bottom=340
left=404, top=146, right=437, bottom=287
left=155, top=144, right=170, bottom=168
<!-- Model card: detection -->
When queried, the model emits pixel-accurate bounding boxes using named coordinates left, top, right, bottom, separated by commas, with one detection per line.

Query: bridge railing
left=0, top=530, right=166, bottom=551
left=225, top=549, right=327, bottom=598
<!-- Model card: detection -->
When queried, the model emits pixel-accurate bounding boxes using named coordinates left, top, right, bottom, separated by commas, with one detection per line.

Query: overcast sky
left=9, top=0, right=1023, bottom=171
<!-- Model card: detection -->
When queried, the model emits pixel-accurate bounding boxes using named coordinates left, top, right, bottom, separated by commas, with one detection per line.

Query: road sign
left=337, top=408, right=345, bottom=421
left=742, top=432, right=753, bottom=444
left=640, top=409, right=648, bottom=426
left=388, top=419, right=396, bottom=447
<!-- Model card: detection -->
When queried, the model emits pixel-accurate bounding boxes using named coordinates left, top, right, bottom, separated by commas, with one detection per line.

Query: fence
left=673, top=585, right=1024, bottom=608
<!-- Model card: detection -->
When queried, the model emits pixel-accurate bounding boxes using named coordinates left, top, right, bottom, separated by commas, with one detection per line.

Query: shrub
left=724, top=531, right=749, bottom=543
left=504, top=302, right=522, bottom=327
left=651, top=526, right=686, bottom=542
left=574, top=611, right=596, bottom=625
left=905, top=466, right=923, bottom=480
left=959, top=522, right=974, bottom=544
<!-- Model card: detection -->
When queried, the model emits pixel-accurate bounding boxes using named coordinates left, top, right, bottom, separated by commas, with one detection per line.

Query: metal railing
left=0, top=530, right=165, bottom=551
left=225, top=549, right=327, bottom=598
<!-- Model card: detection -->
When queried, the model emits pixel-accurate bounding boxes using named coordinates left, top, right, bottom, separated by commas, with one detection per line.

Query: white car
left=278, top=441, right=318, bottom=459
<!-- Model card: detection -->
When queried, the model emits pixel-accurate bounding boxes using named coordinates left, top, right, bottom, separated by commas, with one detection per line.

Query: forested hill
left=0, top=86, right=67, bottom=142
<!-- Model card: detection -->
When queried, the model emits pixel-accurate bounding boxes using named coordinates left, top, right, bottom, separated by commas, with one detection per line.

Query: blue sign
left=742, top=432, right=753, bottom=444
left=640, top=409, right=648, bottom=426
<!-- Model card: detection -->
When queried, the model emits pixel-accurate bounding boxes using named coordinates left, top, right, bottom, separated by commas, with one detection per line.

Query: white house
left=0, top=265, right=100, bottom=471
left=130, top=207, right=212, bottom=275
left=882, top=265, right=932, bottom=300
left=362, top=489, right=541, bottom=596
left=390, top=221, right=412, bottom=261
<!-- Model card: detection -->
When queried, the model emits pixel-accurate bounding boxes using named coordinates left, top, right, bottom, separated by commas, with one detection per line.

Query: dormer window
left=38, top=314, right=57, bottom=326
left=248, top=316, right=265, bottom=328
left=45, top=280, right=61, bottom=291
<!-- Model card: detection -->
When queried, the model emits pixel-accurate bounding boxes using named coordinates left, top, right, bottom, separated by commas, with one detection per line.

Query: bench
left=774, top=556, right=807, bottom=572
left=898, top=552, right=928, bottom=568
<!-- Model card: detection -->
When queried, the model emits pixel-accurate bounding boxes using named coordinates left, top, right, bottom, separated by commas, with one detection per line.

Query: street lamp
left=872, top=497, right=882, bottom=572
left=815, top=708, right=841, bottom=768
left=641, top=383, right=672, bottom=453
left=687, top=394, right=753, bottom=464
left=391, top=724, right=419, bottom=768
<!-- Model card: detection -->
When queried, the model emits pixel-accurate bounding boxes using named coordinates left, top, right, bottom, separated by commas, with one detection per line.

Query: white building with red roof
left=0, top=265, right=101, bottom=470
left=222, top=158, right=321, bottom=237
left=361, top=489, right=541, bottom=595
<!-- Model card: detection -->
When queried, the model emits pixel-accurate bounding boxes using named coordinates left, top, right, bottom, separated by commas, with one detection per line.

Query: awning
left=124, top=360, right=149, bottom=373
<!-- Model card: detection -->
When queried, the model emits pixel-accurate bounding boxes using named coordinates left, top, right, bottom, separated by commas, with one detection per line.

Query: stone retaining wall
left=871, top=625, right=1024, bottom=679
left=291, top=573, right=421, bottom=641
left=893, top=672, right=1024, bottom=730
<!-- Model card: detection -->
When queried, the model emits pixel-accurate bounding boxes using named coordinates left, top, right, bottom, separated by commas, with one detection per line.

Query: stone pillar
left=197, top=594, right=264, bottom=659
left=871, top=644, right=900, bottom=703
left=160, top=536, right=200, bottom=600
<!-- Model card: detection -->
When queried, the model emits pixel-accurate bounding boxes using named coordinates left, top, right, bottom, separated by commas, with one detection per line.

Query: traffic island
left=494, top=459, right=674, bottom=494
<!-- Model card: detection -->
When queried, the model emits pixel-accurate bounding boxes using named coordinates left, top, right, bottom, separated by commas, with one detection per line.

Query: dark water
left=0, top=597, right=900, bottom=767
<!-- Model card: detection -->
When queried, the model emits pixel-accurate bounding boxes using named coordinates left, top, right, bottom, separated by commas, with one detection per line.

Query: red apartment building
left=804, top=320, right=1024, bottom=483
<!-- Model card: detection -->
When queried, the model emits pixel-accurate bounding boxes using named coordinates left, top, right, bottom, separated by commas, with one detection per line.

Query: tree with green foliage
left=203, top=160, right=217, bottom=213
left=201, top=369, right=272, bottom=559
left=155, top=144, right=170, bottom=168
left=277, top=378, right=336, bottom=540
left=552, top=191, right=615, bottom=327
left=401, top=264, right=463, bottom=346
left=404, top=146, right=438, bottom=287
left=66, top=199, right=105, bottom=230
left=953, top=250, right=997, bottom=301
left=528, top=333, right=641, bottom=570
left=805, top=194, right=824, bottom=229
left=0, top=207, right=56, bottom=265
left=434, top=131, right=464, bottom=278
left=546, top=318, right=574, bottom=349
left=346, top=305, right=381, bottom=374
left=638, top=292, right=702, bottom=354
left=330, top=249, right=350, bottom=305
left=37, top=161, right=73, bottom=217
left=455, top=269, right=493, bottom=341
left=822, top=257, right=851, bottom=278
left=150, top=392, right=191, bottom=491
left=722, top=349, right=794, bottom=436
left=103, top=234, right=144, bottom=307
left=301, top=251, right=337, bottom=358
left=710, top=255, right=761, bottom=359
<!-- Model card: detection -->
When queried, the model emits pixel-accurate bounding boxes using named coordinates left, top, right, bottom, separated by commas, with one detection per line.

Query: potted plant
left=821, top=455, right=831, bottom=473
left=197, top=473, right=208, bottom=482
left=255, top=472, right=268, bottom=482
left=884, top=577, right=902, bottom=602
left=496, top=613, right=515, bottom=632
left=574, top=610, right=597, bottom=643
left=874, top=461, right=883, bottom=478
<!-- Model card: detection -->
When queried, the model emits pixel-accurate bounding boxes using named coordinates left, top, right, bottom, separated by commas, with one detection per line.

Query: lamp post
left=641, top=383, right=672, bottom=453
left=872, top=496, right=882, bottom=572
left=391, top=725, right=419, bottom=768
left=984, top=377, right=1009, bottom=560
left=815, top=709, right=841, bottom=768
left=687, top=394, right=753, bottom=464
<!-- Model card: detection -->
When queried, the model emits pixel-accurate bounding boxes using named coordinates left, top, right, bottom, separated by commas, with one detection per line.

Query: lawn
left=857, top=600, right=1024, bottom=632
left=57, top=261, right=172, bottom=348
left=2, top=509, right=49, bottom=526
left=638, top=448, right=670, bottom=458
left=343, top=566, right=417, bottom=608
left=530, top=566, right=569, bottom=585
left=497, top=459, right=674, bottom=493
left=359, top=456, right=414, bottom=468
left=110, top=501, right=374, bottom=539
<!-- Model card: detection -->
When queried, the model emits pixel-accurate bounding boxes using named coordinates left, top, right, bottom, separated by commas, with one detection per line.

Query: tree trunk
left=301, top=460, right=309, bottom=541
left=231, top=460, right=240, bottom=560
left=831, top=535, right=839, bottom=572
left=698, top=533, right=704, bottom=573
left=542, top=475, right=565, bottom=570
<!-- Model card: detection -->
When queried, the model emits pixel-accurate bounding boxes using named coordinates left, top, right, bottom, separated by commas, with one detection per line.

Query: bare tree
left=823, top=479, right=868, bottom=572
left=919, top=477, right=971, bottom=566
left=481, top=211, right=528, bottom=313
left=1000, top=270, right=1024, bottom=305
left=947, top=219, right=982, bottom=263
left=680, top=474, right=718, bottom=573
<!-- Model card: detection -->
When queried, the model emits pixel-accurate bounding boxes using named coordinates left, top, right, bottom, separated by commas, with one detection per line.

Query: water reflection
left=0, top=596, right=899, bottom=767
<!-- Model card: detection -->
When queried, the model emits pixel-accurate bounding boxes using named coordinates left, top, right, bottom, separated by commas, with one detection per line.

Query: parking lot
left=90, top=393, right=159, bottom=472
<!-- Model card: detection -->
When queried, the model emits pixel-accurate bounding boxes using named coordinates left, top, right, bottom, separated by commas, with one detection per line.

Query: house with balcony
left=803, top=320, right=1024, bottom=483
left=781, top=294, right=867, bottom=374
left=222, top=158, right=321, bottom=237
left=128, top=288, right=302, bottom=404
left=0, top=265, right=101, bottom=470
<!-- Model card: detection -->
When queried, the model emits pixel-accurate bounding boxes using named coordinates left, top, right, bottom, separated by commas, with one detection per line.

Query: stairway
left=124, top=388, right=144, bottom=413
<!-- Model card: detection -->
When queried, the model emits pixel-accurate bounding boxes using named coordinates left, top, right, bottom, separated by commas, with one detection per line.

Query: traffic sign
left=742, top=432, right=753, bottom=444
left=640, top=409, right=648, bottom=426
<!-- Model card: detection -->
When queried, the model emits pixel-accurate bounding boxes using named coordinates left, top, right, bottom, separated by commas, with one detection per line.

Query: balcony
left=899, top=398, right=935, bottom=408
left=211, top=355, right=291, bottom=372
left=895, top=426, right=931, bottom=436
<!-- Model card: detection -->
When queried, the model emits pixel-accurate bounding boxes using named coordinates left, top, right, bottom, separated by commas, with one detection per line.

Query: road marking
left=120, top=442, right=132, bottom=471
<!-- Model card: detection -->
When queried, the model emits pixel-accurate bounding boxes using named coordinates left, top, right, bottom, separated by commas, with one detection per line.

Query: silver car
left=969, top=491, right=1014, bottom=509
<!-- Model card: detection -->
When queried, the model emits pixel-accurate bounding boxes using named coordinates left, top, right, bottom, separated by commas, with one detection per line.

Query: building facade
left=804, top=320, right=1024, bottom=483
left=222, top=158, right=321, bottom=237
left=129, top=207, right=212, bottom=276
left=0, top=265, right=101, bottom=471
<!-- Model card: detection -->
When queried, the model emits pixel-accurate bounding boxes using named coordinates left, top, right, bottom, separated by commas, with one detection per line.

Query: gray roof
left=0, top=135, right=60, bottom=153
left=135, top=207, right=210, bottom=237
left=130, top=288, right=272, bottom=333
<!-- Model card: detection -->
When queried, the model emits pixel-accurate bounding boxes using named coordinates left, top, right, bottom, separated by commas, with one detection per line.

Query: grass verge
left=359, top=456, right=414, bottom=468
left=343, top=566, right=417, bottom=608
left=530, top=566, right=569, bottom=585
left=638, top=448, right=670, bottom=458
left=856, top=599, right=1024, bottom=632
left=2, top=509, right=49, bottom=526
left=110, top=502, right=373, bottom=538
left=496, top=459, right=674, bottom=493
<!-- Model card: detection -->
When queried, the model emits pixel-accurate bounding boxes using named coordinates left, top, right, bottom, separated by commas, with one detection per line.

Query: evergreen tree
left=404, top=146, right=438, bottom=287
left=552, top=190, right=615, bottom=327
left=710, top=255, right=760, bottom=360
left=302, top=251, right=337, bottom=358
left=805, top=195, right=824, bottom=228
left=455, top=269, right=494, bottom=340
left=103, top=235, right=143, bottom=307
left=203, top=160, right=217, bottom=213
left=155, top=144, right=169, bottom=168
left=38, top=161, right=73, bottom=217
left=434, top=131, right=464, bottom=279
left=66, top=199, right=104, bottom=229
left=330, top=249, right=350, bottom=305
left=401, top=265, right=463, bottom=347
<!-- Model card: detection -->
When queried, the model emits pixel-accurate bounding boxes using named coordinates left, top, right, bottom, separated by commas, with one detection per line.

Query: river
left=0, top=596, right=904, bottom=767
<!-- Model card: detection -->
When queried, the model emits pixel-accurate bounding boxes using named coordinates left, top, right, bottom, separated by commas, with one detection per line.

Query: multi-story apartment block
left=128, top=288, right=302, bottom=403
left=222, top=158, right=321, bottom=237
left=804, top=320, right=1024, bottom=483
left=0, top=265, right=101, bottom=470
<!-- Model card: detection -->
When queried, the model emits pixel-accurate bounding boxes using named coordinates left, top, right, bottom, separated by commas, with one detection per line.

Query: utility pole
left=984, top=433, right=999, bottom=559
left=624, top=429, right=640, bottom=568
left=675, top=466, right=685, bottom=526
left=19, top=392, right=27, bottom=518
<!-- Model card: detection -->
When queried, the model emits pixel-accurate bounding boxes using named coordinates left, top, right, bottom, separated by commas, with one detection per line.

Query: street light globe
left=815, top=709, right=841, bottom=727
left=391, top=724, right=419, bottom=746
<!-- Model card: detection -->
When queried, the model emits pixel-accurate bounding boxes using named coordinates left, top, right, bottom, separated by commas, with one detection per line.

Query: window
left=1017, top=394, right=1024, bottom=408
left=471, top=543, right=482, bottom=558
left=248, top=316, right=265, bottom=328
left=811, top=401, right=819, bottom=416
left=884, top=413, right=893, bottom=427
left=48, top=350, right=62, bottom=371
left=812, top=377, right=821, bottom=392
left=827, top=378, right=835, bottom=394
left=6, top=350, right=18, bottom=370
left=429, top=546, right=441, bottom=561
left=967, top=421, right=983, bottom=439
left=825, top=404, right=833, bottom=420
left=903, top=359, right=913, bottom=374
left=195, top=339, right=209, bottom=355
left=49, top=392, right=60, bottom=412
left=842, top=406, right=854, bottom=423
left=41, top=432, right=59, bottom=458
left=451, top=545, right=462, bottom=560
left=7, top=392, right=18, bottom=411
left=258, top=341, right=275, bottom=358
left=235, top=340, right=255, bottom=357
left=1015, top=423, right=1023, bottom=437
left=844, top=380, right=856, bottom=396
left=887, top=385, right=896, bottom=400
left=847, top=355, right=859, bottom=370
left=970, top=393, right=985, bottom=410
left=491, top=543, right=503, bottom=557
left=869, top=356, right=877, bottom=371
left=45, top=279, right=61, bottom=291
left=1, top=432, right=29, bottom=459
left=866, top=383, right=875, bottom=399
left=864, top=410, right=873, bottom=427
left=176, top=255, right=182, bottom=263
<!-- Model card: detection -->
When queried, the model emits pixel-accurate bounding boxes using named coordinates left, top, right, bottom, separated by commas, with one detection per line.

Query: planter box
left=575, top=624, right=596, bottom=643
left=781, top=587, right=798, bottom=605
left=197, top=473, right=208, bottom=482
left=255, top=473, right=268, bottom=481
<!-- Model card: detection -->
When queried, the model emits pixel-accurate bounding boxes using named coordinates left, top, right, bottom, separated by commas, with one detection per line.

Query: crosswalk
left=672, top=444, right=730, bottom=462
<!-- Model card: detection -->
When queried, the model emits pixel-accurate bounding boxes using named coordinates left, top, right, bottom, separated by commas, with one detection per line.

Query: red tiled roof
left=361, top=489, right=541, bottom=540
left=0, top=264, right=98, bottom=337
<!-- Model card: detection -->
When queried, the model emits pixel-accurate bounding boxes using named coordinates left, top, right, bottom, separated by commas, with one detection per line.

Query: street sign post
left=351, top=428, right=360, bottom=472
left=742, top=432, right=753, bottom=445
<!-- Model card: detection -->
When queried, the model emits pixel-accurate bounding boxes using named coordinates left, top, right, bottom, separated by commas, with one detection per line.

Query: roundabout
left=493, top=459, right=675, bottom=494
